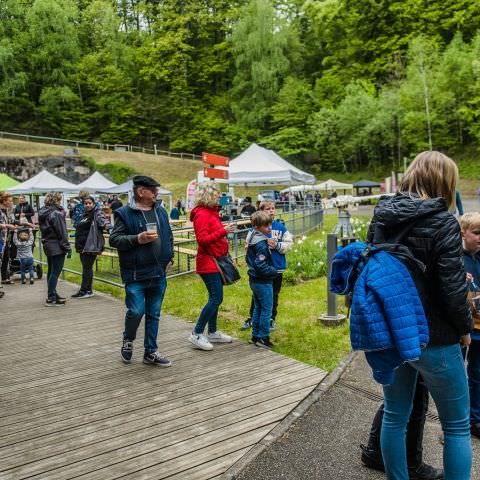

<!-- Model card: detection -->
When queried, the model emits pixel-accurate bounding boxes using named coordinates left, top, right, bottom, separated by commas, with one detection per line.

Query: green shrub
left=82, top=155, right=137, bottom=183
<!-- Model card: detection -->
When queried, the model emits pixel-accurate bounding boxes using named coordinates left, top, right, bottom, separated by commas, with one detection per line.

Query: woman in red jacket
left=189, top=182, right=236, bottom=351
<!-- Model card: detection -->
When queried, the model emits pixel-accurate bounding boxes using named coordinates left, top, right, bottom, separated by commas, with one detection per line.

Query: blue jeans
left=19, top=257, right=34, bottom=281
left=249, top=279, right=273, bottom=339
left=194, top=273, right=223, bottom=334
left=124, top=276, right=167, bottom=354
left=381, top=344, right=471, bottom=480
left=47, top=254, right=65, bottom=299
left=467, top=339, right=480, bottom=424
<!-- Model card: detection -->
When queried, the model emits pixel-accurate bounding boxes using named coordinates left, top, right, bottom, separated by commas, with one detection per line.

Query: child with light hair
left=459, top=212, right=480, bottom=439
left=13, top=228, right=35, bottom=285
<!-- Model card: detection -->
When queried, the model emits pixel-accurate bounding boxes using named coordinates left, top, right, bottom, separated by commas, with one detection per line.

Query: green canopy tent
left=0, top=173, right=19, bottom=190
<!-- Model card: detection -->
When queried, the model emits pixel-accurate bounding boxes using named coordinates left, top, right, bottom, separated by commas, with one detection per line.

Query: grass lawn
left=55, top=214, right=357, bottom=372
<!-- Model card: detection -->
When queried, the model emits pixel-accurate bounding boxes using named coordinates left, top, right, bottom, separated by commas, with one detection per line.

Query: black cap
left=133, top=175, right=160, bottom=188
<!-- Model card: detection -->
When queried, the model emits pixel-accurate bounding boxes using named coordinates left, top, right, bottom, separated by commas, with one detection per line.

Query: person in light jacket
left=72, top=196, right=108, bottom=299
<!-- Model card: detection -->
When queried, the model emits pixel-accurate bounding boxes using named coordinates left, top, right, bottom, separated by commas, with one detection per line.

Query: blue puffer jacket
left=330, top=241, right=429, bottom=384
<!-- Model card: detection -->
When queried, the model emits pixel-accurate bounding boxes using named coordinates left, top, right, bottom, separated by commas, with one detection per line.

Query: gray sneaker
left=143, top=351, right=171, bottom=367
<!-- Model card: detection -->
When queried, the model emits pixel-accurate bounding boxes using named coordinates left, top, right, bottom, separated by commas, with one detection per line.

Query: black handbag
left=213, top=255, right=241, bottom=285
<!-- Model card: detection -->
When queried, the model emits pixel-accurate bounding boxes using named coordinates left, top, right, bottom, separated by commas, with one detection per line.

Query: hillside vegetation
left=0, top=138, right=201, bottom=199
left=1, top=137, right=479, bottom=198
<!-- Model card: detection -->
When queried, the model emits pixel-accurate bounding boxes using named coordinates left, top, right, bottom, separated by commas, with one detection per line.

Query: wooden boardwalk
left=0, top=280, right=327, bottom=480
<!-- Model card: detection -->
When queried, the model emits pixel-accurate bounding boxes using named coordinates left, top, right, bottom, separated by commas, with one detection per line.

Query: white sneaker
left=189, top=333, right=213, bottom=351
left=207, top=331, right=233, bottom=343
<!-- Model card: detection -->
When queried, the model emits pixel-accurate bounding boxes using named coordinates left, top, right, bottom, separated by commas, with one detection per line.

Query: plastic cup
left=146, top=223, right=157, bottom=233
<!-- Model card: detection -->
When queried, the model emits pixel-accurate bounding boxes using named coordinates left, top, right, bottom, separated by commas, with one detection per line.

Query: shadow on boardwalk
left=232, top=354, right=480, bottom=480
left=0, top=280, right=326, bottom=480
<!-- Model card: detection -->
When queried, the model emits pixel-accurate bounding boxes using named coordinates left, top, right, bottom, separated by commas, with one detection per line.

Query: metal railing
left=32, top=205, right=324, bottom=288
left=0, top=130, right=201, bottom=161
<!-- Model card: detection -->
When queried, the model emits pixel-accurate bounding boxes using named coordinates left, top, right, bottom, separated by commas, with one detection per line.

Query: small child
left=459, top=213, right=480, bottom=439
left=13, top=228, right=35, bottom=285
left=246, top=211, right=278, bottom=349
left=242, top=201, right=293, bottom=331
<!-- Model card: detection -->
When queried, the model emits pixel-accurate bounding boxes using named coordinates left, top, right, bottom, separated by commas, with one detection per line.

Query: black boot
left=408, top=463, right=444, bottom=480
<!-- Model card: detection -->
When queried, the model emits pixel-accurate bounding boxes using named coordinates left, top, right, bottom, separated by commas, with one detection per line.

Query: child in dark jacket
left=246, top=211, right=278, bottom=349
left=460, top=213, right=480, bottom=439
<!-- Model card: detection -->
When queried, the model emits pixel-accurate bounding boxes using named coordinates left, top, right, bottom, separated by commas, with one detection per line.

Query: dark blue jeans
left=194, top=273, right=223, bottom=334
left=381, top=344, right=471, bottom=480
left=124, top=276, right=167, bottom=354
left=19, top=257, right=34, bottom=281
left=47, top=254, right=65, bottom=299
left=467, top=339, right=480, bottom=424
left=249, top=279, right=273, bottom=339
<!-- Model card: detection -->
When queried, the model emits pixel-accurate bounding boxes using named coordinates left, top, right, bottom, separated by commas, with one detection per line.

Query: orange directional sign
left=202, top=152, right=229, bottom=167
left=204, top=167, right=229, bottom=180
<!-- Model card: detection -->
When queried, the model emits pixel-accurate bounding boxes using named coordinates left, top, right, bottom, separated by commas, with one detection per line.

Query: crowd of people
left=1, top=152, right=480, bottom=479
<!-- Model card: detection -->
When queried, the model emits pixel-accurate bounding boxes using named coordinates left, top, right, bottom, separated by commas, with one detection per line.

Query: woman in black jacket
left=370, top=152, right=472, bottom=480
left=38, top=192, right=71, bottom=306
left=72, top=196, right=107, bottom=299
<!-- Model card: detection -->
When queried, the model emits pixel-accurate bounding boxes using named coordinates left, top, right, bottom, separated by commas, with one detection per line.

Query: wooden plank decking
left=0, top=280, right=327, bottom=480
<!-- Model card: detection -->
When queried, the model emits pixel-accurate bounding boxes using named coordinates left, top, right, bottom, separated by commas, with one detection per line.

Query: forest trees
left=1, top=0, right=480, bottom=172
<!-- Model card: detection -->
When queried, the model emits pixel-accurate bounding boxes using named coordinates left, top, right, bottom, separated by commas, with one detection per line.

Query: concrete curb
left=220, top=351, right=358, bottom=480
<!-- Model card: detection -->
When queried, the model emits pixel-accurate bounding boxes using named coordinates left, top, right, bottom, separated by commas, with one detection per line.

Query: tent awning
left=316, top=179, right=353, bottom=191
left=99, top=179, right=172, bottom=196
left=7, top=170, right=78, bottom=194
left=0, top=173, right=19, bottom=190
left=76, top=171, right=117, bottom=192
left=223, top=143, right=315, bottom=186
left=353, top=179, right=381, bottom=188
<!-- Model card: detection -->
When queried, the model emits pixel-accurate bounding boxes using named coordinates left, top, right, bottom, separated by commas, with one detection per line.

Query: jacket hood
left=248, top=230, right=269, bottom=246
left=38, top=205, right=60, bottom=222
left=373, top=193, right=447, bottom=228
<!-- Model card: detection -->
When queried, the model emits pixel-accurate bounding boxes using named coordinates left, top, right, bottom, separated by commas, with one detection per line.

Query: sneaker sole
left=120, top=354, right=132, bottom=364
left=253, top=341, right=272, bottom=350
left=45, top=303, right=66, bottom=307
left=207, top=338, right=233, bottom=343
left=75, top=295, right=94, bottom=299
left=189, top=338, right=213, bottom=351
left=142, top=359, right=172, bottom=367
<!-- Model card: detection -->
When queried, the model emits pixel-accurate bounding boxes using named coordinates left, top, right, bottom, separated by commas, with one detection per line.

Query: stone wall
left=0, top=155, right=91, bottom=183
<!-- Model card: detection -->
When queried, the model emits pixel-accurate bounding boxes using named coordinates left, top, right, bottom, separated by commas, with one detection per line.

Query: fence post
left=154, top=144, right=157, bottom=155
left=319, top=233, right=346, bottom=326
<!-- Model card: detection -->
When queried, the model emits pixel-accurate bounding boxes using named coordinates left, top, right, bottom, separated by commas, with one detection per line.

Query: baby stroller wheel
left=35, top=263, right=43, bottom=280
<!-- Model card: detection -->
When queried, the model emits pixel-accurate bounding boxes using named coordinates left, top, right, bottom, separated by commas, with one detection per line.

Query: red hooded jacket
left=190, top=205, right=229, bottom=274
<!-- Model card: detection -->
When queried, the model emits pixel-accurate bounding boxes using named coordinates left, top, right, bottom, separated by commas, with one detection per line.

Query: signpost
left=202, top=152, right=229, bottom=180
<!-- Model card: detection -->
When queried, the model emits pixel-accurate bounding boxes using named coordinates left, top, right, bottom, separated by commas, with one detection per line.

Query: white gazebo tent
left=7, top=170, right=79, bottom=194
left=225, top=143, right=315, bottom=186
left=316, top=179, right=354, bottom=193
left=76, top=172, right=117, bottom=192
left=100, top=180, right=174, bottom=210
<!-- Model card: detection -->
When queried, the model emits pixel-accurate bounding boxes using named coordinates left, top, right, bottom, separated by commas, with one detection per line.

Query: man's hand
left=460, top=334, right=471, bottom=347
left=138, top=231, right=158, bottom=244
left=267, top=238, right=278, bottom=248
left=466, top=272, right=474, bottom=283
left=225, top=223, right=236, bottom=233
left=166, top=261, right=173, bottom=272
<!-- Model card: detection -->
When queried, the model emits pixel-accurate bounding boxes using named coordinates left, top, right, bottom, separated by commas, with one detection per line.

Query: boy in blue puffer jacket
left=242, top=201, right=293, bottom=331
left=246, top=210, right=278, bottom=349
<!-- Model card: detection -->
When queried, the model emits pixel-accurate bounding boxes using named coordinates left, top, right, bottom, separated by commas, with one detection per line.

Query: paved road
left=233, top=354, right=480, bottom=480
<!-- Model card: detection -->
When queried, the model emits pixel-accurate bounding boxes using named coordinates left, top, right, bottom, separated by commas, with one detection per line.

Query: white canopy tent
left=316, top=179, right=354, bottom=192
left=221, top=143, right=315, bottom=186
left=100, top=180, right=174, bottom=210
left=7, top=170, right=78, bottom=194
left=76, top=171, right=117, bottom=192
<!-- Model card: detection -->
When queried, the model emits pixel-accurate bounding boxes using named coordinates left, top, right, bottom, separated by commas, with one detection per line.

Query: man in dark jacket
left=14, top=195, right=35, bottom=224
left=38, top=192, right=71, bottom=306
left=110, top=175, right=174, bottom=367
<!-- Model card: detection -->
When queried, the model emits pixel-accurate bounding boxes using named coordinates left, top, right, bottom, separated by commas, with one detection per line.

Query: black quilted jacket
left=367, top=193, right=472, bottom=345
